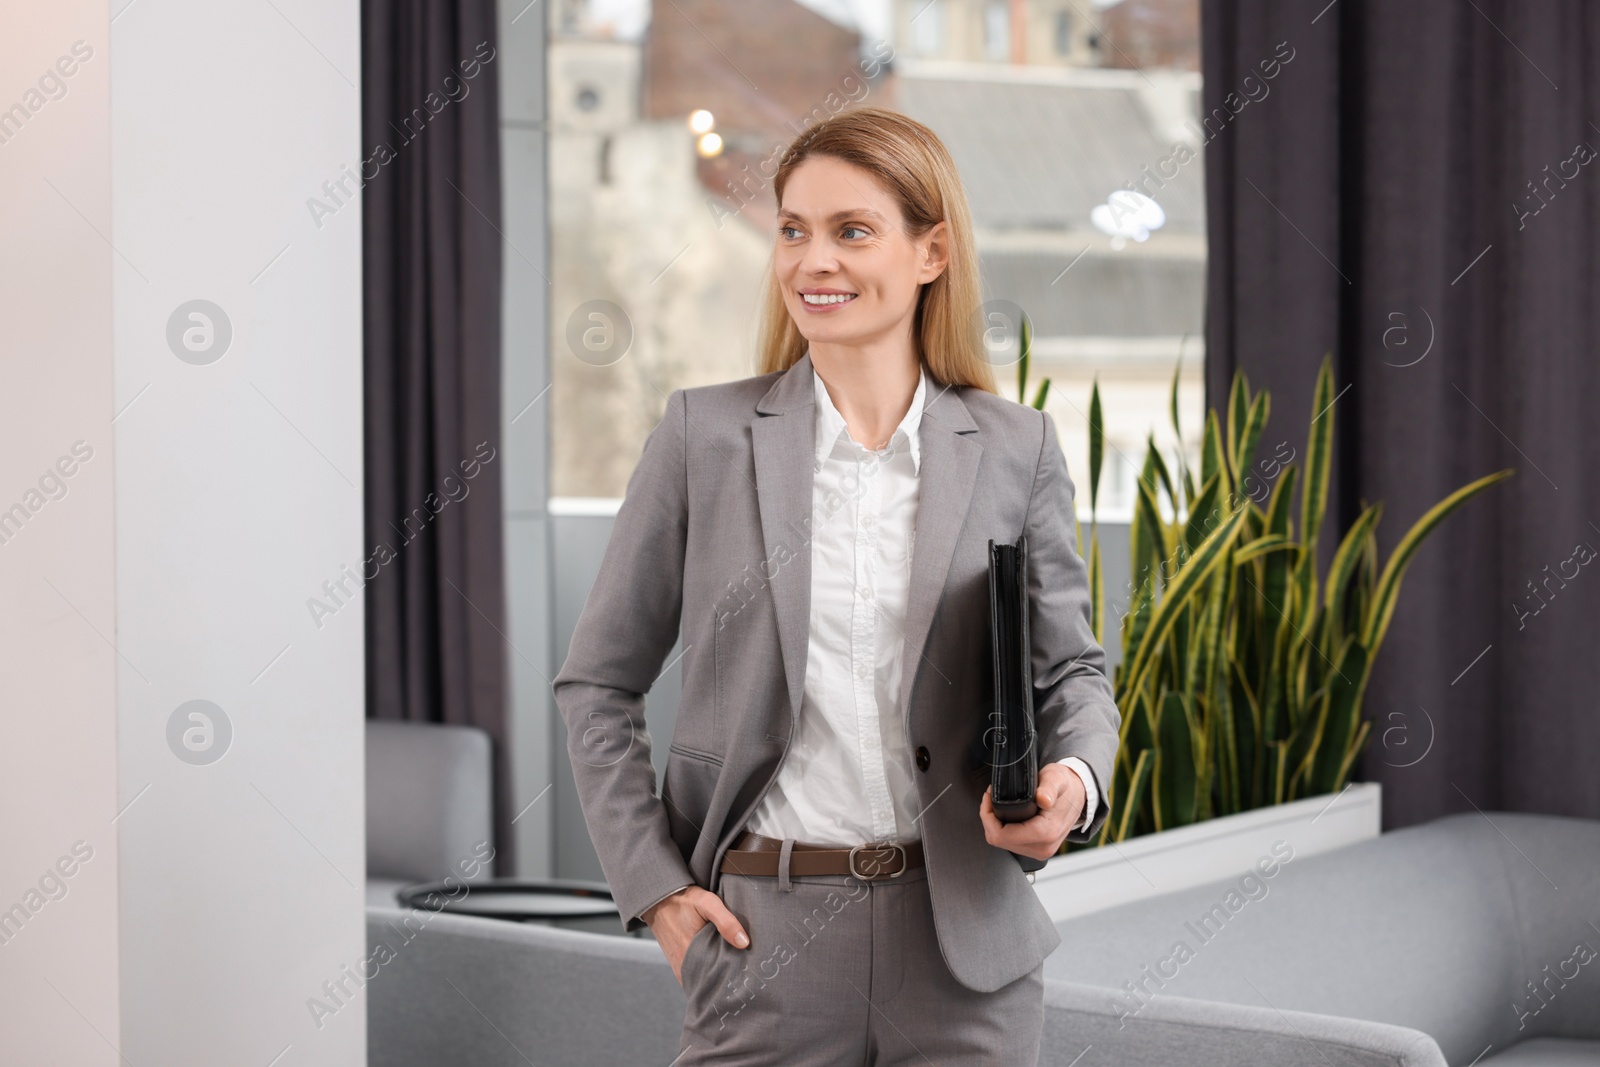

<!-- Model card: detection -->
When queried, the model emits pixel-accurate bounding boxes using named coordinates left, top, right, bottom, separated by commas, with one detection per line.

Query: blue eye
left=778, top=226, right=801, bottom=240
left=841, top=225, right=868, bottom=239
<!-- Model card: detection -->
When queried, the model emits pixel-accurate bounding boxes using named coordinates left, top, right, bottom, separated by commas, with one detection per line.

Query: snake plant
left=1012, top=319, right=1514, bottom=845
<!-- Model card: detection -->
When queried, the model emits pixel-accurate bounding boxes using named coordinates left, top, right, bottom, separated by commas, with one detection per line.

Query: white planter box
left=1032, top=781, right=1382, bottom=922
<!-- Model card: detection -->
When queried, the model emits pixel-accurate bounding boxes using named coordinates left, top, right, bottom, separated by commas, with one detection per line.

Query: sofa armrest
left=1040, top=980, right=1449, bottom=1067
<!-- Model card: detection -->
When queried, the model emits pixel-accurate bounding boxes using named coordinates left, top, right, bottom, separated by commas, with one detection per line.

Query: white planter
left=1032, top=782, right=1382, bottom=922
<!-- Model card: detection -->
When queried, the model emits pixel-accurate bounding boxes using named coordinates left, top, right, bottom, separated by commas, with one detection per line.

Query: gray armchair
left=366, top=719, right=496, bottom=907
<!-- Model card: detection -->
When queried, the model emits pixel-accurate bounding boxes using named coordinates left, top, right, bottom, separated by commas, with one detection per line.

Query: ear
left=918, top=220, right=950, bottom=284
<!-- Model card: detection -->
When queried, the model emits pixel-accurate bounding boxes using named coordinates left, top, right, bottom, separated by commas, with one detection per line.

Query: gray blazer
left=552, top=351, right=1121, bottom=993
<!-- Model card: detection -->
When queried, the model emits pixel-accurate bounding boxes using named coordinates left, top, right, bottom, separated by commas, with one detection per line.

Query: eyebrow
left=776, top=207, right=887, bottom=224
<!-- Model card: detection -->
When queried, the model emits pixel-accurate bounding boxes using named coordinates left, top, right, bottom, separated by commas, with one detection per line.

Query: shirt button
left=915, top=746, right=931, bottom=772
left=856, top=664, right=870, bottom=679
left=861, top=514, right=875, bottom=527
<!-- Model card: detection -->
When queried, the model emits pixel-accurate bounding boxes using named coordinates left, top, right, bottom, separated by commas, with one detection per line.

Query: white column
left=0, top=1, right=367, bottom=1064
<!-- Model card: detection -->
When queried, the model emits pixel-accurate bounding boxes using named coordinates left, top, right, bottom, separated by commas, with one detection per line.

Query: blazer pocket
left=668, top=741, right=723, bottom=765
left=662, top=744, right=723, bottom=858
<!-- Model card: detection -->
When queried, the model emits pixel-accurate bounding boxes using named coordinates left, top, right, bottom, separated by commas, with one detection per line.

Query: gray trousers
left=675, top=852, right=1044, bottom=1065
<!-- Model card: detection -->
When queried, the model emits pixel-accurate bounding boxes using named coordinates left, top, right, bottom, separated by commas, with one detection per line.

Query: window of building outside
left=545, top=0, right=1204, bottom=525
left=983, top=2, right=1010, bottom=62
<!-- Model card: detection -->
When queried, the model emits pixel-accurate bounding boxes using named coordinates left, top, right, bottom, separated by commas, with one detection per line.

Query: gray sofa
left=366, top=810, right=1600, bottom=1065
left=1044, top=811, right=1600, bottom=1065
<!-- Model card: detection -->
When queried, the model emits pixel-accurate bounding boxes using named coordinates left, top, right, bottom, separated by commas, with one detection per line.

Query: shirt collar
left=811, top=355, right=928, bottom=474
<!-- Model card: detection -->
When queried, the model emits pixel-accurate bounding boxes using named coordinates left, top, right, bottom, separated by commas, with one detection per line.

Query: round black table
left=395, top=878, right=640, bottom=935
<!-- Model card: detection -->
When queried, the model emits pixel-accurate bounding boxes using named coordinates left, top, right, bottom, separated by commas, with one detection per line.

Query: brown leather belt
left=719, top=831, right=923, bottom=880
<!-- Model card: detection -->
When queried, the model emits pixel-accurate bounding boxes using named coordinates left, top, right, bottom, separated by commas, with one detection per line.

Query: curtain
left=1202, top=0, right=1600, bottom=829
left=362, top=0, right=512, bottom=868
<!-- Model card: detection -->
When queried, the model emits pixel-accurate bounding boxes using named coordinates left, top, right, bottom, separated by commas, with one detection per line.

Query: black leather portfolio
left=987, top=535, right=1047, bottom=873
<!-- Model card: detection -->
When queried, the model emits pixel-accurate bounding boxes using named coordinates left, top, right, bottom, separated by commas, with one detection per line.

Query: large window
left=546, top=0, right=1203, bottom=519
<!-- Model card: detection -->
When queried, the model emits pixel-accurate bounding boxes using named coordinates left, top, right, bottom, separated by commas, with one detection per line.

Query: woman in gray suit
left=553, top=105, right=1121, bottom=1065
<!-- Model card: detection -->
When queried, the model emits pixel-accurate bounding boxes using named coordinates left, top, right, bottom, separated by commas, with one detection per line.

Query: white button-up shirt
left=743, top=359, right=1098, bottom=847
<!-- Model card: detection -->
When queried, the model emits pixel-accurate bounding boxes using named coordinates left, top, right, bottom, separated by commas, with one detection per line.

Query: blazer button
left=915, top=746, right=930, bottom=772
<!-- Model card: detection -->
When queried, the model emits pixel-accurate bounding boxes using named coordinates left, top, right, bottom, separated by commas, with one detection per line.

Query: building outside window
left=984, top=1, right=1010, bottom=62
left=911, top=0, right=945, bottom=56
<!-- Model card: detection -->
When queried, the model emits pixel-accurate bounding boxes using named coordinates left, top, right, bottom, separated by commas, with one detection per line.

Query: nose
left=798, top=234, right=838, bottom=277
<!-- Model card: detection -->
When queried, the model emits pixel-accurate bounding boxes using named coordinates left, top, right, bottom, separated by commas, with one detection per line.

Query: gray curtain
left=1202, top=0, right=1600, bottom=829
left=362, top=0, right=513, bottom=868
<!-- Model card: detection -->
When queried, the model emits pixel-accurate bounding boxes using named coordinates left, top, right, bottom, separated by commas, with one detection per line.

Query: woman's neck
left=809, top=343, right=922, bottom=452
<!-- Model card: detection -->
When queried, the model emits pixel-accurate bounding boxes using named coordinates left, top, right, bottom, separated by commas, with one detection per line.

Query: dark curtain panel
left=1202, top=0, right=1600, bottom=829
left=362, top=0, right=512, bottom=868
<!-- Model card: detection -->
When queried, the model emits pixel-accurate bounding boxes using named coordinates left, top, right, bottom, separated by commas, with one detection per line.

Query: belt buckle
left=848, top=842, right=906, bottom=880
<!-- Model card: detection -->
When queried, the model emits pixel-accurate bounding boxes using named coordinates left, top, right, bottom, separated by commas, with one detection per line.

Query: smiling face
left=774, top=155, right=947, bottom=355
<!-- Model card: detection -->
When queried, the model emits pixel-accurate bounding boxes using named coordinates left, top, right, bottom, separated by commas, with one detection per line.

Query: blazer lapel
left=751, top=354, right=819, bottom=735
left=897, top=378, right=982, bottom=725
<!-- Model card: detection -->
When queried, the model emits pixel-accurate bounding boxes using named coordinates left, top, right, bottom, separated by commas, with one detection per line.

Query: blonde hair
left=755, top=106, right=997, bottom=395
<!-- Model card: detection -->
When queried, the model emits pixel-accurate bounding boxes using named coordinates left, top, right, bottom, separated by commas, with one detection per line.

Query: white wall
left=1, top=1, right=366, bottom=1063
left=0, top=5, right=120, bottom=1064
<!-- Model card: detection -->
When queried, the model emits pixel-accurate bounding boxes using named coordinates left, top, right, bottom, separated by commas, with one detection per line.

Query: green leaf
left=1169, top=351, right=1183, bottom=442
left=1124, top=684, right=1156, bottom=754
left=1089, top=377, right=1104, bottom=516
left=1226, top=371, right=1250, bottom=485
left=1170, top=352, right=1196, bottom=507
left=1215, top=674, right=1238, bottom=815
left=1121, top=503, right=1251, bottom=700
left=1260, top=465, right=1300, bottom=650
left=1153, top=692, right=1197, bottom=830
left=1306, top=639, right=1370, bottom=796
left=1181, top=472, right=1224, bottom=562
left=1232, top=535, right=1295, bottom=565
left=1300, top=354, right=1335, bottom=551
left=1362, top=468, right=1515, bottom=649
left=1031, top=378, right=1050, bottom=411
left=1201, top=408, right=1225, bottom=492
left=1016, top=313, right=1032, bottom=404
left=1188, top=561, right=1229, bottom=709
left=1236, top=392, right=1270, bottom=492
left=1335, top=719, right=1373, bottom=790
left=1269, top=740, right=1290, bottom=805
left=1228, top=655, right=1261, bottom=810
left=1089, top=530, right=1104, bottom=645
left=1114, top=748, right=1155, bottom=842
left=1148, top=435, right=1178, bottom=519
left=1135, top=472, right=1169, bottom=587
left=1324, top=503, right=1383, bottom=649
left=1292, top=536, right=1319, bottom=636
